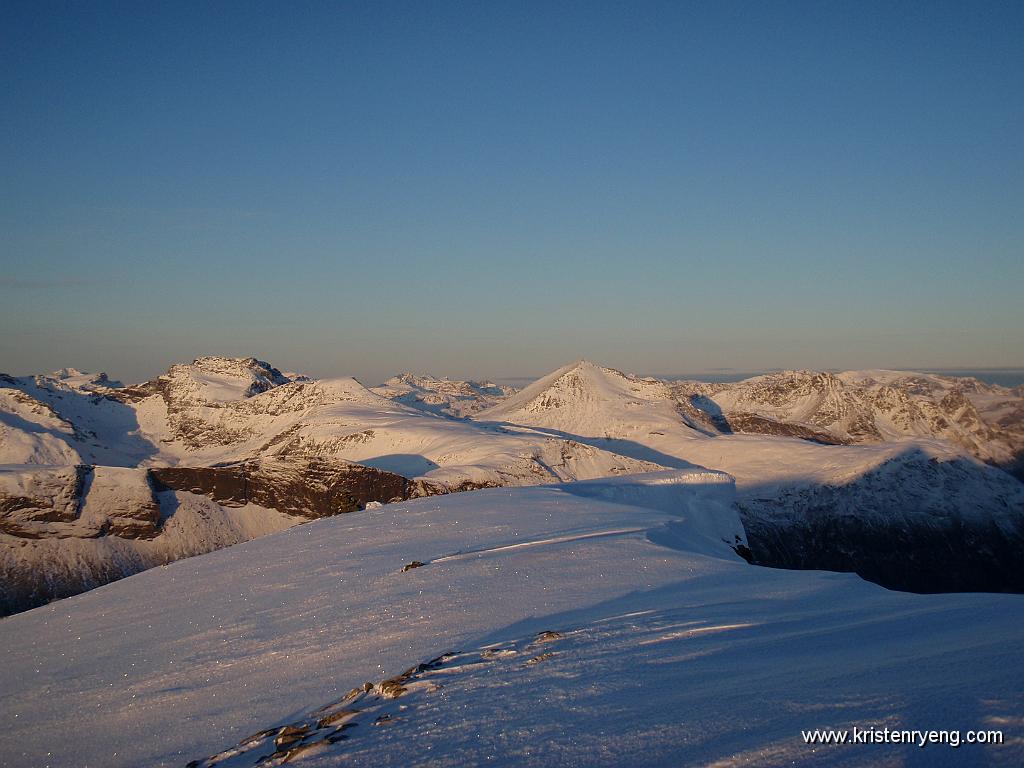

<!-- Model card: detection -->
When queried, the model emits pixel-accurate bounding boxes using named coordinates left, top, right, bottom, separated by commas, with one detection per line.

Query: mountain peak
left=190, top=356, right=290, bottom=384
left=476, top=359, right=696, bottom=443
left=117, top=356, right=296, bottom=405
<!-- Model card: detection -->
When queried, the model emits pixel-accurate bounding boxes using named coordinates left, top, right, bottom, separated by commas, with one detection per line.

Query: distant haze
left=2, top=2, right=1022, bottom=384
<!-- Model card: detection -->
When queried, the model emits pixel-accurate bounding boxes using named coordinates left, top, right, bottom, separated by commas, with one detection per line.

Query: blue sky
left=2, top=1, right=1022, bottom=384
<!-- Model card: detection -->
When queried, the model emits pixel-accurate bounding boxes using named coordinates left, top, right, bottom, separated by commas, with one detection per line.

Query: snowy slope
left=474, top=362, right=1015, bottom=494
left=0, top=371, right=155, bottom=467
left=473, top=362, right=1024, bottom=593
left=479, top=360, right=696, bottom=435
left=0, top=384, right=84, bottom=465
left=120, top=364, right=657, bottom=490
left=224, top=377, right=662, bottom=489
left=0, top=474, right=1020, bottom=768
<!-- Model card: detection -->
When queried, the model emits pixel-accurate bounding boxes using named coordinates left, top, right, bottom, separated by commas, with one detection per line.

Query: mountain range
left=2, top=356, right=1023, bottom=614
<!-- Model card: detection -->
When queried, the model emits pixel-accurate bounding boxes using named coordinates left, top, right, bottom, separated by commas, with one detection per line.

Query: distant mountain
left=373, top=373, right=516, bottom=418
left=477, top=360, right=705, bottom=454
left=0, top=356, right=655, bottom=483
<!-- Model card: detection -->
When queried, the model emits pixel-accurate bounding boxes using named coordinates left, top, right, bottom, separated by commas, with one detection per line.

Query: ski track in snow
left=426, top=527, right=650, bottom=565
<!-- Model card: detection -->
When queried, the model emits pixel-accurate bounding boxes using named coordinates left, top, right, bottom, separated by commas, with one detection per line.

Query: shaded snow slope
left=0, top=386, right=84, bottom=465
left=0, top=474, right=1020, bottom=768
left=736, top=446, right=1024, bottom=592
left=1, top=489, right=297, bottom=617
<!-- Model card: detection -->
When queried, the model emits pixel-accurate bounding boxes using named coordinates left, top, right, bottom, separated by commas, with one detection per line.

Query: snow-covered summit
left=477, top=360, right=700, bottom=444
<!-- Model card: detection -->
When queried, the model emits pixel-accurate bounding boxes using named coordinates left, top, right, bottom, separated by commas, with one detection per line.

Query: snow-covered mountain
left=1, top=357, right=652, bottom=484
left=475, top=360, right=708, bottom=467
left=736, top=446, right=1024, bottom=593
left=2, top=356, right=1023, bottom=616
left=674, top=369, right=1024, bottom=476
left=479, top=360, right=699, bottom=438
left=1, top=473, right=1020, bottom=768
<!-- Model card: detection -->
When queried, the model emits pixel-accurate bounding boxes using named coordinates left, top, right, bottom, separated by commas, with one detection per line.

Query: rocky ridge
left=673, top=369, right=1024, bottom=476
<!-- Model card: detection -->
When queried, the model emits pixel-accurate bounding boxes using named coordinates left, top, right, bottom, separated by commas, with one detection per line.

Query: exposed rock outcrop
left=150, top=458, right=413, bottom=518
left=0, top=465, right=90, bottom=537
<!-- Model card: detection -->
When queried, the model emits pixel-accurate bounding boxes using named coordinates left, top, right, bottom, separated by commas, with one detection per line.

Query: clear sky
left=2, top=1, right=1022, bottom=385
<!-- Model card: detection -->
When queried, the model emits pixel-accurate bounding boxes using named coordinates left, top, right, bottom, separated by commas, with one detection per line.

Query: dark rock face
left=0, top=466, right=163, bottom=541
left=150, top=458, right=413, bottom=518
left=739, top=453, right=1024, bottom=594
left=412, top=478, right=500, bottom=497
left=0, top=466, right=89, bottom=538
left=724, top=413, right=849, bottom=445
left=743, top=506, right=1024, bottom=594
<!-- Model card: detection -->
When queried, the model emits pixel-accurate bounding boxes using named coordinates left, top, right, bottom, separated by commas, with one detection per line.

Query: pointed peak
left=477, top=358, right=674, bottom=424
left=550, top=359, right=633, bottom=383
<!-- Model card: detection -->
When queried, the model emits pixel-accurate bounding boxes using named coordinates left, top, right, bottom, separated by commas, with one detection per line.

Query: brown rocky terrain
left=150, top=458, right=412, bottom=519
